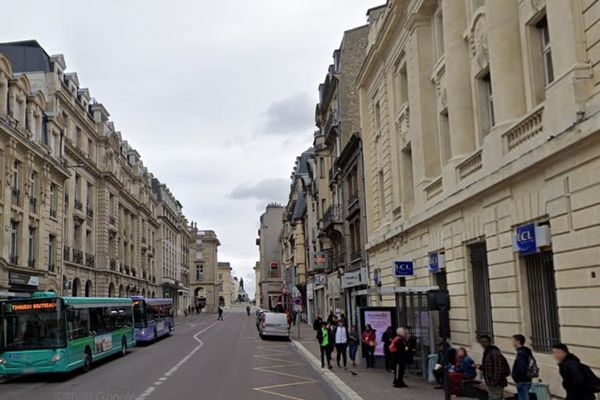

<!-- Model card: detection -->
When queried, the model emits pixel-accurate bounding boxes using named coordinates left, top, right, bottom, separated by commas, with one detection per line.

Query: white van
left=259, top=312, right=289, bottom=339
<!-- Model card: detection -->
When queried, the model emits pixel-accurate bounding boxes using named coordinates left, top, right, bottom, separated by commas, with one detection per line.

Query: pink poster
left=364, top=310, right=392, bottom=356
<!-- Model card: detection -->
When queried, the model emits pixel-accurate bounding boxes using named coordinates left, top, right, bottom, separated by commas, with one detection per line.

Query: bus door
left=66, top=307, right=90, bottom=367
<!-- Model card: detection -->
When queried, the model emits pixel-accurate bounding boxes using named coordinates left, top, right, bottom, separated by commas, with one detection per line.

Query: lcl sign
left=514, top=223, right=551, bottom=255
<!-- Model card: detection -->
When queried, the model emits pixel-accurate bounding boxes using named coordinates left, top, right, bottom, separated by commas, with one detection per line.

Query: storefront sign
left=9, top=272, right=39, bottom=287
left=312, top=252, right=328, bottom=270
left=342, top=268, right=367, bottom=288
left=513, top=223, right=551, bottom=255
left=394, top=261, right=414, bottom=277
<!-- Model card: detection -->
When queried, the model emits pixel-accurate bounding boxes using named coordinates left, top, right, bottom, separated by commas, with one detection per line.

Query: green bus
left=0, top=292, right=135, bottom=375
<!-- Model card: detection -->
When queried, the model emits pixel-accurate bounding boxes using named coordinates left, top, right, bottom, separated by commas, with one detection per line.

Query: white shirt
left=335, top=326, right=348, bottom=344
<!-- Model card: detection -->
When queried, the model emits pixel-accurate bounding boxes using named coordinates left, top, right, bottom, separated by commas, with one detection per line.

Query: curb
left=291, top=340, right=364, bottom=400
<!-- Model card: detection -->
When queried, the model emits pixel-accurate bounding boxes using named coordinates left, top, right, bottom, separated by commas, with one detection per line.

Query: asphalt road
left=0, top=311, right=340, bottom=400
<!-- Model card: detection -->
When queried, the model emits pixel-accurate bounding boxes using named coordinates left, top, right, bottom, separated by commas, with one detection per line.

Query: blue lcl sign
left=394, top=261, right=414, bottom=277
left=429, top=253, right=440, bottom=273
left=515, top=223, right=537, bottom=255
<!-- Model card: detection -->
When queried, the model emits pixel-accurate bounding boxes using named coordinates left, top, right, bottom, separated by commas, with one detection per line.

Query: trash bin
left=529, top=382, right=551, bottom=400
left=427, top=353, right=438, bottom=384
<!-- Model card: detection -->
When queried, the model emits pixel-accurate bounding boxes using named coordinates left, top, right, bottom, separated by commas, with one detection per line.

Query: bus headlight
left=51, top=354, right=61, bottom=362
left=0, top=358, right=6, bottom=365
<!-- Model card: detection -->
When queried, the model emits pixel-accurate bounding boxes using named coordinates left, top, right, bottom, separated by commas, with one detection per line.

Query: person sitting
left=433, top=342, right=457, bottom=389
left=448, top=347, right=477, bottom=396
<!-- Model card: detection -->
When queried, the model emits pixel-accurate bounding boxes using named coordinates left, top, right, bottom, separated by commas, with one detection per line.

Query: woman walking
left=361, top=325, right=376, bottom=368
left=348, top=324, right=360, bottom=367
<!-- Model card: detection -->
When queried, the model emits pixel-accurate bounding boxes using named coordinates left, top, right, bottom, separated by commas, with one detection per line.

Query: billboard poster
left=363, top=310, right=393, bottom=356
left=95, top=333, right=113, bottom=354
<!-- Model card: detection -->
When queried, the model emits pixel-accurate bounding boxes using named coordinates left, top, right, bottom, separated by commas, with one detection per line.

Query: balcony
left=85, top=253, right=95, bottom=268
left=48, top=264, right=55, bottom=272
left=11, top=188, right=20, bottom=205
left=29, top=197, right=37, bottom=213
left=74, top=199, right=83, bottom=211
left=72, top=248, right=83, bottom=264
left=350, top=250, right=362, bottom=263
left=323, top=111, right=338, bottom=143
left=86, top=205, right=94, bottom=219
left=109, top=259, right=116, bottom=271
left=9, top=255, right=18, bottom=265
left=322, top=204, right=343, bottom=230
left=28, top=258, right=36, bottom=268
left=63, top=246, right=71, bottom=261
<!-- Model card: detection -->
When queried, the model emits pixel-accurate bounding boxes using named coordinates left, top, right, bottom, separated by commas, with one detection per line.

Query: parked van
left=258, top=312, right=289, bottom=339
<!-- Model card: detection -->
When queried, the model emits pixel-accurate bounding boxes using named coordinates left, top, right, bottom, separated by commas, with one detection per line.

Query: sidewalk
left=290, top=323, right=440, bottom=400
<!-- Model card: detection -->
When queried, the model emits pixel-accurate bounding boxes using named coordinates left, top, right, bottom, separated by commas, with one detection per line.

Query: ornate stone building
left=190, top=227, right=220, bottom=313
left=255, top=204, right=284, bottom=310
left=357, top=0, right=600, bottom=396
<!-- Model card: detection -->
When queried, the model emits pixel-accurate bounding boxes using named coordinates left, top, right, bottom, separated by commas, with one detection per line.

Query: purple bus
left=131, top=297, right=174, bottom=343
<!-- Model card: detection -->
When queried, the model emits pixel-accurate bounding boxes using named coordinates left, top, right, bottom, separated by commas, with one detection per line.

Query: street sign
left=394, top=261, right=414, bottom=277
left=429, top=253, right=442, bottom=273
left=515, top=223, right=536, bottom=255
left=294, top=297, right=302, bottom=305
left=314, top=274, right=326, bottom=286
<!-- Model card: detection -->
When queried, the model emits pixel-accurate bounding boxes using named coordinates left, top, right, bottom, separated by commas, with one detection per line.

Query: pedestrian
left=552, top=343, right=600, bottom=400
left=313, top=316, right=323, bottom=331
left=389, top=327, right=409, bottom=388
left=184, top=309, right=188, bottom=318
left=448, top=347, right=476, bottom=395
left=246, top=305, right=251, bottom=316
left=217, top=305, right=224, bottom=321
left=511, top=334, right=538, bottom=400
left=334, top=319, right=348, bottom=369
left=433, top=341, right=457, bottom=389
left=316, top=321, right=333, bottom=369
left=478, top=335, right=510, bottom=400
left=348, top=324, right=360, bottom=367
left=382, top=326, right=395, bottom=372
left=361, top=325, right=376, bottom=368
left=327, top=311, right=337, bottom=326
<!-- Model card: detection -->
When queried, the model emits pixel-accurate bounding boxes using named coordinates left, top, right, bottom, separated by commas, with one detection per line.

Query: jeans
left=320, top=346, right=332, bottom=367
left=348, top=342, right=359, bottom=363
left=335, top=344, right=347, bottom=367
left=363, top=345, right=375, bottom=367
left=516, top=383, right=531, bottom=400
left=393, top=360, right=406, bottom=386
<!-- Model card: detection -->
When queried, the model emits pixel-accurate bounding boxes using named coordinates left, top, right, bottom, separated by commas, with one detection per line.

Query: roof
left=292, top=193, right=307, bottom=220
left=0, top=40, right=53, bottom=73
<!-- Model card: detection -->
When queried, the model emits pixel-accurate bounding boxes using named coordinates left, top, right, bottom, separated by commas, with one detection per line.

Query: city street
left=0, top=311, right=339, bottom=400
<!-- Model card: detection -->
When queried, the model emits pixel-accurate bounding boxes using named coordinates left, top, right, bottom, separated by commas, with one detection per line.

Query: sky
left=3, top=0, right=383, bottom=298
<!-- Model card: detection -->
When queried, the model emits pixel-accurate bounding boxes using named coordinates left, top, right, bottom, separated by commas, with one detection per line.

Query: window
left=374, top=101, right=382, bottom=131
left=538, top=17, right=553, bottom=85
left=394, top=62, right=408, bottom=112
left=12, top=160, right=20, bottom=190
left=29, top=171, right=37, bottom=212
left=196, top=264, right=204, bottom=280
left=28, top=227, right=35, bottom=267
left=401, top=145, right=414, bottom=203
left=218, top=273, right=223, bottom=281
left=75, top=175, right=81, bottom=203
left=378, top=169, right=385, bottom=218
left=10, top=221, right=19, bottom=264
left=75, top=127, right=82, bottom=147
left=49, top=184, right=57, bottom=217
left=478, top=72, right=495, bottom=136
left=469, top=242, right=493, bottom=338
left=439, top=109, right=451, bottom=164
left=48, top=235, right=55, bottom=271
left=88, top=138, right=94, bottom=159
left=524, top=250, right=560, bottom=352
left=433, top=8, right=445, bottom=60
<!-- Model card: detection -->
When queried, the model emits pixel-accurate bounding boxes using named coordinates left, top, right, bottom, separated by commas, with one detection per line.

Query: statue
left=239, top=278, right=244, bottom=290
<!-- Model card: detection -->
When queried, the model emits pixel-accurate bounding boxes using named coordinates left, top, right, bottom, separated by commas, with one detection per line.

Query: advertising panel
left=363, top=309, right=393, bottom=356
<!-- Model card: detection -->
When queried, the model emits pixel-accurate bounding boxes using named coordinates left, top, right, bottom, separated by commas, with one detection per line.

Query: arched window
left=85, top=280, right=93, bottom=297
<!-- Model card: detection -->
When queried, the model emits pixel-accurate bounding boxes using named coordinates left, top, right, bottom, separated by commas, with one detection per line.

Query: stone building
left=190, top=227, right=220, bottom=312
left=357, top=0, right=600, bottom=396
left=255, top=204, right=284, bottom=310
left=0, top=40, right=160, bottom=299
left=217, top=261, right=232, bottom=307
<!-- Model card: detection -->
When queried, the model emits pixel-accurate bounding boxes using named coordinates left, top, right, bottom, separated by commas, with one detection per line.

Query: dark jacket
left=382, top=329, right=394, bottom=354
left=512, top=346, right=533, bottom=383
left=389, top=335, right=409, bottom=364
left=481, top=345, right=510, bottom=388
left=559, top=353, right=596, bottom=400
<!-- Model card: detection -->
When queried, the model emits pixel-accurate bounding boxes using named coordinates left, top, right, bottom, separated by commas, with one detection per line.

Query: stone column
left=485, top=0, right=526, bottom=123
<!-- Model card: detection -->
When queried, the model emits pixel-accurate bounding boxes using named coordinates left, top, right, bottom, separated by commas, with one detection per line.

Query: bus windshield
left=0, top=299, right=66, bottom=351
left=132, top=300, right=146, bottom=328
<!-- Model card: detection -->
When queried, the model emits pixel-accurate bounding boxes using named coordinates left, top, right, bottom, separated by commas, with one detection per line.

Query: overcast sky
left=3, top=0, right=382, bottom=298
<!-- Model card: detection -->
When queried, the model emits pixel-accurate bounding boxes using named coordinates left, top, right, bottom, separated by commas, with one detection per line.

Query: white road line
left=135, top=320, right=221, bottom=400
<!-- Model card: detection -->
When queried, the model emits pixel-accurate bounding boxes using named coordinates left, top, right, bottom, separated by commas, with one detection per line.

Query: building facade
left=255, top=204, right=284, bottom=310
left=190, top=227, right=220, bottom=312
left=356, top=0, right=600, bottom=396
left=217, top=261, right=232, bottom=307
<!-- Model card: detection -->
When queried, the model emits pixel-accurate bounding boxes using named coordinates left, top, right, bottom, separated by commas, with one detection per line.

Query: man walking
left=334, top=319, right=348, bottom=369
left=511, top=334, right=537, bottom=400
left=552, top=343, right=599, bottom=400
left=217, top=305, right=224, bottom=321
left=390, top=327, right=410, bottom=388
left=478, top=335, right=510, bottom=400
left=246, top=305, right=251, bottom=316
left=316, top=321, right=333, bottom=369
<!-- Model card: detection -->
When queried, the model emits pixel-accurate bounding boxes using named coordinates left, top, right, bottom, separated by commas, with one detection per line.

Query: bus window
left=67, top=308, right=90, bottom=340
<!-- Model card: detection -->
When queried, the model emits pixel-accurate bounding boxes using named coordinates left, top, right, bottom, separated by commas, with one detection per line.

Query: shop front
left=342, top=267, right=368, bottom=326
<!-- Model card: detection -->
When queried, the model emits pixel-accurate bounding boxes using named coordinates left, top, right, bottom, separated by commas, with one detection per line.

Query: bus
left=0, top=292, right=135, bottom=375
left=131, top=296, right=173, bottom=343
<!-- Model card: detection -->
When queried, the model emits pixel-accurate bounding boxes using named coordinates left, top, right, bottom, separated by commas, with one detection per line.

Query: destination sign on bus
left=9, top=302, right=58, bottom=312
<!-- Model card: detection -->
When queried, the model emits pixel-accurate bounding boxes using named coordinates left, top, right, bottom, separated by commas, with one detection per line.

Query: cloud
left=260, top=92, right=314, bottom=135
left=228, top=178, right=289, bottom=202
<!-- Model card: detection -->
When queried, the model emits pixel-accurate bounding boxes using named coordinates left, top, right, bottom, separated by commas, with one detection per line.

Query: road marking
left=253, top=345, right=319, bottom=400
left=135, top=320, right=221, bottom=400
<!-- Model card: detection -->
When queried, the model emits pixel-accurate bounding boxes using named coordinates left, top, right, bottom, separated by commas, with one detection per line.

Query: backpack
left=581, top=363, right=600, bottom=393
left=526, top=354, right=540, bottom=379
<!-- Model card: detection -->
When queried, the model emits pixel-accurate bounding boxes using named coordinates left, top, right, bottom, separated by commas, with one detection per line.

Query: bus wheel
left=120, top=337, right=127, bottom=357
left=82, top=348, right=92, bottom=373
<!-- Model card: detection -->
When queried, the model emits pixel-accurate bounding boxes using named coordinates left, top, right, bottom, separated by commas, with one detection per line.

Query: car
left=258, top=312, right=289, bottom=340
